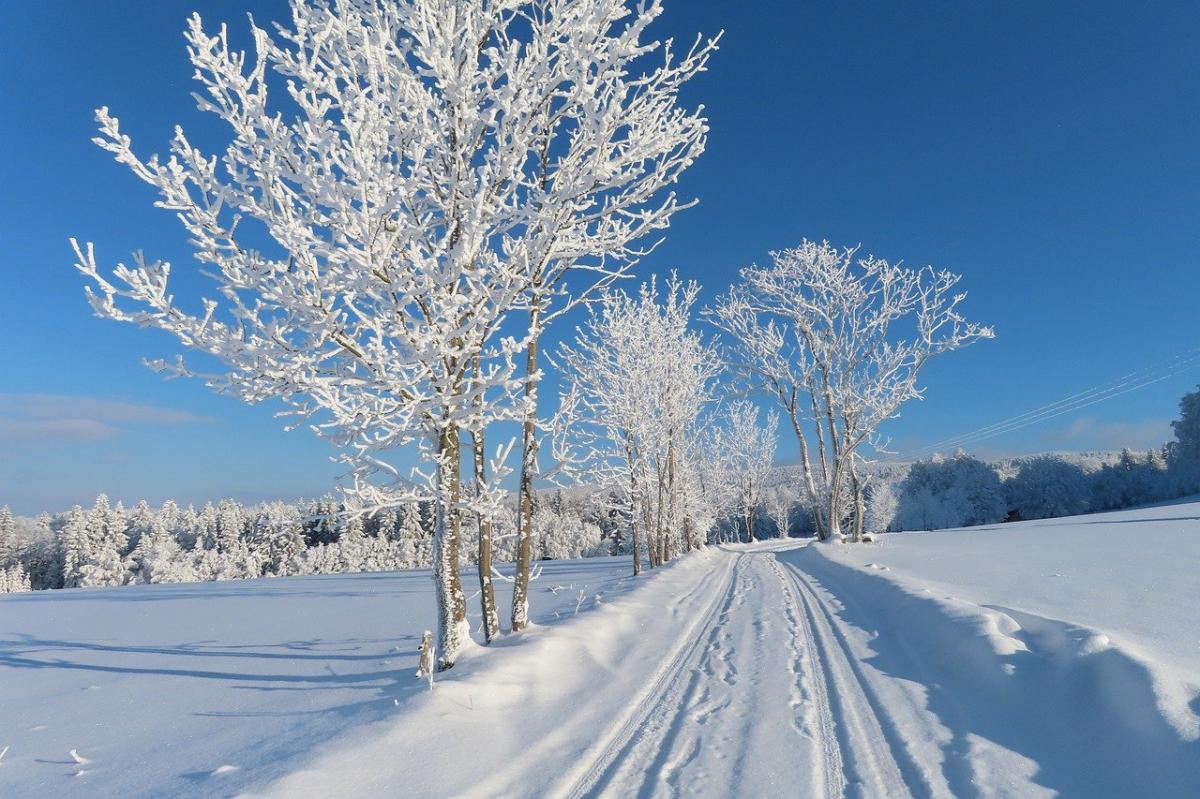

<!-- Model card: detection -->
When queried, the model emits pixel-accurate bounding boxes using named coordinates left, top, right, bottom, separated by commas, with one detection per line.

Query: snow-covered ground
left=0, top=558, right=635, bottom=797
left=3, top=502, right=1199, bottom=797
left=816, top=497, right=1200, bottom=742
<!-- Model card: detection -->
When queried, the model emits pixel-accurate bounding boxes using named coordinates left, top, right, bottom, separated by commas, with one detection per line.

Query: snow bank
left=795, top=504, right=1200, bottom=797
left=249, top=548, right=733, bottom=798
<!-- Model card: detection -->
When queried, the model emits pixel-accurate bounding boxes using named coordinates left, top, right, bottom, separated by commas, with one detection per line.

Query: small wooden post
left=416, top=630, right=435, bottom=690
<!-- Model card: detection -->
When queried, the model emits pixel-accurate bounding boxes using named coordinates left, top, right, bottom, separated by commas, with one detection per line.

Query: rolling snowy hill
left=2, top=503, right=1199, bottom=797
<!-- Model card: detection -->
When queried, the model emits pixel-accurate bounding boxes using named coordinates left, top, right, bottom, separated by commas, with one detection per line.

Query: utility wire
left=894, top=345, right=1200, bottom=460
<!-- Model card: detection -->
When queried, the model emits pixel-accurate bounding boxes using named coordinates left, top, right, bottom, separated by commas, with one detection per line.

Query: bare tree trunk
left=433, top=422, right=469, bottom=669
left=827, top=464, right=843, bottom=539
left=642, top=460, right=658, bottom=568
left=654, top=466, right=666, bottom=565
left=471, top=424, right=500, bottom=643
left=512, top=304, right=541, bottom=633
left=666, top=437, right=677, bottom=560
left=809, top=393, right=834, bottom=539
left=820, top=379, right=844, bottom=540
left=849, top=457, right=866, bottom=543
left=786, top=396, right=827, bottom=540
left=623, top=438, right=643, bottom=576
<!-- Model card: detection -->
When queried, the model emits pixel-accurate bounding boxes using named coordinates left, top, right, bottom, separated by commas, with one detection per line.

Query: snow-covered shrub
left=863, top=480, right=899, bottom=533
left=894, top=454, right=1006, bottom=531
left=1005, top=456, right=1091, bottom=521
left=535, top=506, right=606, bottom=561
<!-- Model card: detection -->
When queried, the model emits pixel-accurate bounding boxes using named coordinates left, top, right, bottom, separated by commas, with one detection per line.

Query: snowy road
left=562, top=547, right=933, bottom=799
left=550, top=541, right=1200, bottom=799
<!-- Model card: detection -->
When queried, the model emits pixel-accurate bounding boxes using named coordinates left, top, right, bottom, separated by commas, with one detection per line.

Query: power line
left=894, top=345, right=1200, bottom=460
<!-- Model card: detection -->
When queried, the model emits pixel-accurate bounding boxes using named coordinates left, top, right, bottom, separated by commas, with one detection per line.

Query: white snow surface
left=821, top=497, right=1200, bottom=739
left=4, top=503, right=1200, bottom=797
left=0, top=558, right=633, bottom=797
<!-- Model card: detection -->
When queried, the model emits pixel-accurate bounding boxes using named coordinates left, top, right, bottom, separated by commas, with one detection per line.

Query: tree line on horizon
left=5, top=378, right=1199, bottom=596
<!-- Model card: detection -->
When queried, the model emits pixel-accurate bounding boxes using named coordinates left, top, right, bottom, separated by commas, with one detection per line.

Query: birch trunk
left=624, top=439, right=642, bottom=576
left=511, top=304, right=541, bottom=633
left=433, top=422, right=469, bottom=669
left=471, top=424, right=500, bottom=643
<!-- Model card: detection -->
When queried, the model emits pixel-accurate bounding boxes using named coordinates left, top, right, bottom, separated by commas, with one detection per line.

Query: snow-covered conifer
left=60, top=506, right=88, bottom=588
left=78, top=494, right=131, bottom=587
left=0, top=506, right=15, bottom=566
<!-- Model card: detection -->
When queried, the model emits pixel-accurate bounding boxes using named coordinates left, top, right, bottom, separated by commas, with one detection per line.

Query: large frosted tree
left=555, top=275, right=720, bottom=573
left=481, top=0, right=719, bottom=632
left=73, top=0, right=716, bottom=662
left=711, top=400, right=777, bottom=542
left=710, top=240, right=993, bottom=540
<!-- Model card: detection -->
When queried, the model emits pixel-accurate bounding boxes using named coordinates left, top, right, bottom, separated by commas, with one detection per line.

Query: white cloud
left=0, top=393, right=208, bottom=445
left=1038, top=416, right=1172, bottom=452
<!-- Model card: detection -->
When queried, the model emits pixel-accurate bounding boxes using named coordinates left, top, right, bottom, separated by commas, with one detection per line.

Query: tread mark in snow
left=779, top=557, right=933, bottom=799
left=557, top=554, right=747, bottom=799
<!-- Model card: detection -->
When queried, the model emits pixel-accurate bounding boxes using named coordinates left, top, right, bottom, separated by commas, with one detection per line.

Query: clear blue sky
left=2, top=0, right=1198, bottom=514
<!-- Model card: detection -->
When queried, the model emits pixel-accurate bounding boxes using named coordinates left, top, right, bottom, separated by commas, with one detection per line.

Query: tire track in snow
left=556, top=553, right=746, bottom=799
left=779, top=555, right=933, bottom=799
left=767, top=555, right=844, bottom=799
left=559, top=546, right=938, bottom=799
left=565, top=551, right=835, bottom=798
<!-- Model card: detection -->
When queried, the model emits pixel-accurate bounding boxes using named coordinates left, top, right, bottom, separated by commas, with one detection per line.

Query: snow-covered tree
left=863, top=479, right=899, bottom=534
left=123, top=500, right=155, bottom=555
left=395, top=503, right=431, bottom=570
left=60, top=505, right=88, bottom=589
left=712, top=401, right=777, bottom=542
left=534, top=504, right=604, bottom=561
left=555, top=275, right=720, bottom=573
left=249, top=502, right=305, bottom=577
left=79, top=494, right=131, bottom=588
left=764, top=484, right=797, bottom=539
left=894, top=454, right=1006, bottom=531
left=22, top=513, right=62, bottom=591
left=1091, top=449, right=1170, bottom=511
left=1, top=564, right=32, bottom=594
left=1005, top=456, right=1090, bottom=521
left=73, top=0, right=717, bottom=666
left=215, top=500, right=246, bottom=554
left=128, top=510, right=193, bottom=584
left=0, top=506, right=15, bottom=566
left=337, top=515, right=367, bottom=574
left=472, top=0, right=720, bottom=633
left=710, top=240, right=993, bottom=541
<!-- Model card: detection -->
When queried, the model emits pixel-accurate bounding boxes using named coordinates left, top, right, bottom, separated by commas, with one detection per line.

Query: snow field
left=0, top=557, right=635, bottom=797
left=4, top=503, right=1198, bottom=798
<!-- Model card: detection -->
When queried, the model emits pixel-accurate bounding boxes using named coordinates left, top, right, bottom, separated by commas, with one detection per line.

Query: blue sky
left=2, top=0, right=1198, bottom=514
